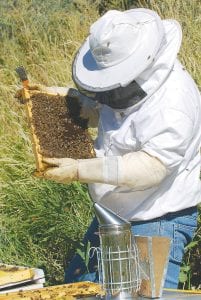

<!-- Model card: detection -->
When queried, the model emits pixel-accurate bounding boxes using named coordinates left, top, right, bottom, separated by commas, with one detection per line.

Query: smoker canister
left=98, top=223, right=140, bottom=299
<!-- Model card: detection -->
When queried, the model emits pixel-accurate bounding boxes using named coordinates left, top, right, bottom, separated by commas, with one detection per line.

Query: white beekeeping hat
left=72, top=8, right=170, bottom=92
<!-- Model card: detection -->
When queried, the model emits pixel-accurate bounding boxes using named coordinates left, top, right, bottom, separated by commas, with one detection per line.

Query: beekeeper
left=41, top=8, right=201, bottom=288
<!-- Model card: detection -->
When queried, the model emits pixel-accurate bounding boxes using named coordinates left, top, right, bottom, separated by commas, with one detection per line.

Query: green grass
left=0, top=0, right=200, bottom=288
left=0, top=0, right=99, bottom=285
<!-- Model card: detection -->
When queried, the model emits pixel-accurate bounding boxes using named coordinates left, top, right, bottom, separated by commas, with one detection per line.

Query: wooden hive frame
left=20, top=87, right=95, bottom=176
left=0, top=281, right=104, bottom=300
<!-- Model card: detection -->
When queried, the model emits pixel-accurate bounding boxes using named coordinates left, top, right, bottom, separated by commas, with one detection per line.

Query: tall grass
left=0, top=0, right=99, bottom=285
left=0, top=0, right=200, bottom=288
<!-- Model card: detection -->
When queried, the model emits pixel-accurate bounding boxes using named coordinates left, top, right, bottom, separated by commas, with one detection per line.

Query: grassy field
left=0, top=0, right=200, bottom=288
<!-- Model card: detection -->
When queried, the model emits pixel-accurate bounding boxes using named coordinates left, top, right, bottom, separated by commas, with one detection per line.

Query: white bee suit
left=39, top=13, right=201, bottom=222
left=86, top=21, right=201, bottom=221
left=42, top=9, right=201, bottom=288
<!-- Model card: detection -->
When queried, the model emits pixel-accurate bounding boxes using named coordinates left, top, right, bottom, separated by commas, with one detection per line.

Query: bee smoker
left=94, top=203, right=141, bottom=300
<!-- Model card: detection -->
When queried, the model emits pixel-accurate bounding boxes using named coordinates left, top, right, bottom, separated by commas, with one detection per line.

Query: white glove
left=43, top=151, right=167, bottom=190
left=43, top=158, right=78, bottom=184
left=15, top=84, right=79, bottom=97
left=37, top=86, right=80, bottom=98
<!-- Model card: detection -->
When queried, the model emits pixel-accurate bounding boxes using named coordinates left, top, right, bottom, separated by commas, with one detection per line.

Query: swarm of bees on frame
left=30, top=93, right=95, bottom=160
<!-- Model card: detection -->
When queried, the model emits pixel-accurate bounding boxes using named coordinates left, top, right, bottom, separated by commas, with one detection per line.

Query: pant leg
left=131, top=206, right=198, bottom=289
left=65, top=217, right=100, bottom=283
left=162, top=207, right=198, bottom=288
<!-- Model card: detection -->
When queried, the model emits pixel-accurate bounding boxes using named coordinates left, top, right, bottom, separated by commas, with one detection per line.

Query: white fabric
left=78, top=157, right=119, bottom=185
left=102, top=156, right=119, bottom=184
left=118, top=151, right=167, bottom=188
left=73, top=8, right=167, bottom=91
left=78, top=152, right=167, bottom=189
left=43, top=86, right=70, bottom=96
left=88, top=60, right=201, bottom=221
left=43, top=86, right=80, bottom=98
left=135, top=19, right=182, bottom=102
left=43, top=158, right=78, bottom=184
left=89, top=10, right=163, bottom=69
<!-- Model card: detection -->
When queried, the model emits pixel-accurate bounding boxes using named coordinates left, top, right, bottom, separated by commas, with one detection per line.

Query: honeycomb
left=24, top=91, right=95, bottom=174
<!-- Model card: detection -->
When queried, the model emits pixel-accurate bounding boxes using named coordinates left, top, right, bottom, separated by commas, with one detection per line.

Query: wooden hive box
left=0, top=264, right=35, bottom=287
left=20, top=88, right=95, bottom=176
left=0, top=281, right=104, bottom=300
left=0, top=264, right=45, bottom=294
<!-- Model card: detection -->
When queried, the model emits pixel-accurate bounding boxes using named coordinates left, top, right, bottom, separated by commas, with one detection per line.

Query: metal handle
left=15, top=66, right=28, bottom=81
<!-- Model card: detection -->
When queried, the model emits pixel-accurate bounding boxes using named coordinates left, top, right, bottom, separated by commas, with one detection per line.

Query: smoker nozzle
left=94, top=202, right=130, bottom=226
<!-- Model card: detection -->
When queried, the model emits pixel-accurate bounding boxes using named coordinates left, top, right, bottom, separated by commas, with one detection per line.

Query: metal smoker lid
left=94, top=202, right=130, bottom=227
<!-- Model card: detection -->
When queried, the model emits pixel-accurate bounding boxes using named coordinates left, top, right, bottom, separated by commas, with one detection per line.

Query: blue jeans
left=64, top=206, right=197, bottom=288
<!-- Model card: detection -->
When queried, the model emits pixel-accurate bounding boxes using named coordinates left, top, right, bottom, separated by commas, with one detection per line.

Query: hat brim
left=72, top=9, right=181, bottom=92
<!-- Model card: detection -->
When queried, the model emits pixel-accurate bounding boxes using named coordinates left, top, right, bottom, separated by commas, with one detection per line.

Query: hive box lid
left=0, top=264, right=45, bottom=291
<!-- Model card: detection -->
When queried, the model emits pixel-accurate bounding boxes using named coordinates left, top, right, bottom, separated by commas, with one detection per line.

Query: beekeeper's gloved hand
left=33, top=86, right=80, bottom=97
left=42, top=151, right=167, bottom=190
left=42, top=158, right=78, bottom=184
